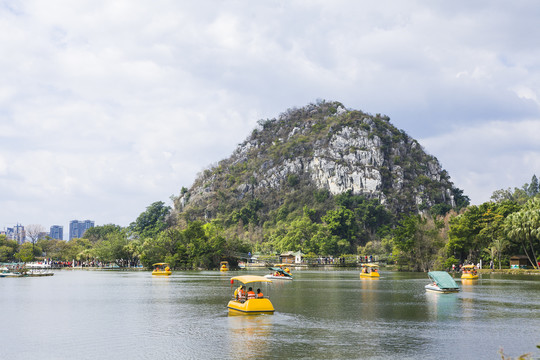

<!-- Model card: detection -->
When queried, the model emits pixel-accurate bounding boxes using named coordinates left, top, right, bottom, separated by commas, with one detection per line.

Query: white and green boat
left=425, top=271, right=459, bottom=293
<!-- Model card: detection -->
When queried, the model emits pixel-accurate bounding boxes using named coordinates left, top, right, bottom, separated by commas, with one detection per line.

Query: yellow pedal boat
left=227, top=275, right=274, bottom=315
left=152, top=263, right=172, bottom=276
left=360, top=263, right=380, bottom=277
left=461, top=264, right=478, bottom=280
left=220, top=261, right=229, bottom=272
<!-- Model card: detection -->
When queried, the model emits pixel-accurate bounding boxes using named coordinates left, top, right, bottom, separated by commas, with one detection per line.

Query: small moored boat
left=0, top=266, right=23, bottom=277
left=152, top=263, right=172, bottom=276
left=228, top=275, right=275, bottom=315
left=25, top=263, right=54, bottom=277
left=461, top=264, right=478, bottom=280
left=425, top=271, right=459, bottom=293
left=264, top=267, right=293, bottom=280
left=360, top=264, right=380, bottom=277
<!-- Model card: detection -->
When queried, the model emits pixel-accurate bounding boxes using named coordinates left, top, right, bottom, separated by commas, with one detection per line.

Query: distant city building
left=69, top=220, right=94, bottom=240
left=5, top=224, right=26, bottom=244
left=69, top=220, right=92, bottom=240
left=50, top=225, right=64, bottom=240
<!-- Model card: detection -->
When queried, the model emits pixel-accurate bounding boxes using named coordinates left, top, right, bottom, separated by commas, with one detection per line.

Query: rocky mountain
left=174, top=101, right=461, bottom=225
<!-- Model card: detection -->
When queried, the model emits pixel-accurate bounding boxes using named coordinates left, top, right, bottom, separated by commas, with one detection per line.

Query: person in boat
left=235, top=285, right=247, bottom=302
left=247, top=287, right=256, bottom=300
left=164, top=266, right=170, bottom=272
left=256, top=288, right=263, bottom=298
left=239, top=286, right=247, bottom=302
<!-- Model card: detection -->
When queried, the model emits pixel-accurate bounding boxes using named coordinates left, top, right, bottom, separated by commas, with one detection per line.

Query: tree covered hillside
left=171, top=101, right=469, bottom=257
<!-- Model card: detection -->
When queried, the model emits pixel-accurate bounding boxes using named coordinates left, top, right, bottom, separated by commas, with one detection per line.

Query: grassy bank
left=478, top=268, right=540, bottom=276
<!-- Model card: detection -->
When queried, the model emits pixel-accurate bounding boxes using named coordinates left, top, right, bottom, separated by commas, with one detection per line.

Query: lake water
left=1, top=269, right=539, bottom=359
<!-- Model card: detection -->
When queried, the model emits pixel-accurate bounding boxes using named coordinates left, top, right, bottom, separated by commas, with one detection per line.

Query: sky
left=1, top=1, right=540, bottom=238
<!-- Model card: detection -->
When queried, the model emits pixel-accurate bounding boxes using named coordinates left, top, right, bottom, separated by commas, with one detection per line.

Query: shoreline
left=477, top=268, right=540, bottom=276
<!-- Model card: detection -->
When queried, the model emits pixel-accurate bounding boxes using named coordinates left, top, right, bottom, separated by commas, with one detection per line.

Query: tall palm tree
left=491, top=237, right=509, bottom=269
left=505, top=202, right=539, bottom=269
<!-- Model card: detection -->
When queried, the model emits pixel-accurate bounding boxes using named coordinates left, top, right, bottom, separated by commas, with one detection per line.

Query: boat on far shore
left=1, top=264, right=54, bottom=277
left=461, top=264, right=479, bottom=280
left=152, top=263, right=172, bottom=276
left=0, top=266, right=21, bottom=277
left=220, top=261, right=229, bottom=272
left=25, top=263, right=54, bottom=276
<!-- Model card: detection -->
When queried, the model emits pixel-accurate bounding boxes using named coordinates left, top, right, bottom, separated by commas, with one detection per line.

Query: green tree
left=0, top=235, right=18, bottom=262
left=476, top=202, right=518, bottom=264
left=322, top=207, right=356, bottom=252
left=272, top=215, right=320, bottom=253
left=140, top=234, right=175, bottom=269
left=447, top=207, right=482, bottom=262
left=393, top=215, right=443, bottom=271
left=528, top=174, right=539, bottom=197
left=452, top=187, right=471, bottom=211
left=491, top=188, right=515, bottom=203
left=431, top=203, right=452, bottom=217
left=130, top=201, right=171, bottom=239
left=491, top=237, right=510, bottom=269
left=36, top=238, right=68, bottom=260
left=15, top=242, right=40, bottom=262
left=62, top=238, right=92, bottom=261
left=446, top=202, right=518, bottom=263
left=83, top=224, right=123, bottom=244
left=91, top=230, right=137, bottom=267
left=504, top=197, right=540, bottom=269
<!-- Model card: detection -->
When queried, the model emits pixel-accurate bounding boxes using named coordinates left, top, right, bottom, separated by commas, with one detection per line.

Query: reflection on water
left=461, top=278, right=479, bottom=287
left=226, top=315, right=273, bottom=359
left=0, top=270, right=539, bottom=359
left=425, top=291, right=458, bottom=320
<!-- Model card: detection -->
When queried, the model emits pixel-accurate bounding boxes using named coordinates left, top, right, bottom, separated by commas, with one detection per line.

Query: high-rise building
left=69, top=220, right=95, bottom=240
left=50, top=225, right=63, bottom=240
left=5, top=224, right=26, bottom=244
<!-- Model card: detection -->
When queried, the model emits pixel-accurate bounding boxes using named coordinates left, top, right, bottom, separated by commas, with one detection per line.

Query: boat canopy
left=269, top=267, right=290, bottom=272
left=462, top=264, right=476, bottom=269
left=269, top=267, right=292, bottom=276
left=361, top=264, right=379, bottom=267
left=153, top=263, right=169, bottom=266
left=231, top=275, right=272, bottom=284
left=428, top=271, right=459, bottom=289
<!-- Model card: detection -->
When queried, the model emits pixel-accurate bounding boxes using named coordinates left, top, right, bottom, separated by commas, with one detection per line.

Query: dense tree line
left=3, top=177, right=538, bottom=271
left=1, top=201, right=250, bottom=270
left=392, top=175, right=540, bottom=271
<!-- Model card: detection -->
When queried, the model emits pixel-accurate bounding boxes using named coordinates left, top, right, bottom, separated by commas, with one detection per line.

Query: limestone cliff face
left=177, top=101, right=455, bottom=219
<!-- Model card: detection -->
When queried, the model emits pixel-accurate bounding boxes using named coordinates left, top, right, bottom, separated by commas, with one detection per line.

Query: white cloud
left=420, top=118, right=540, bottom=204
left=1, top=1, right=540, bottom=231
